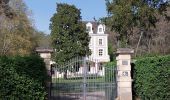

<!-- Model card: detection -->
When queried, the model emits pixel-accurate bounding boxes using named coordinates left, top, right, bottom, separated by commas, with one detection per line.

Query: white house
left=86, top=22, right=110, bottom=62
left=85, top=22, right=110, bottom=75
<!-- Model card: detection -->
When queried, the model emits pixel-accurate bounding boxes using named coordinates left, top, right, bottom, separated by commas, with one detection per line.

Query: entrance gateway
left=36, top=48, right=133, bottom=100
left=50, top=57, right=117, bottom=100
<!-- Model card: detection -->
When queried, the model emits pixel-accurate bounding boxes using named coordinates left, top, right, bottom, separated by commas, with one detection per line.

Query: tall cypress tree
left=50, top=3, right=90, bottom=64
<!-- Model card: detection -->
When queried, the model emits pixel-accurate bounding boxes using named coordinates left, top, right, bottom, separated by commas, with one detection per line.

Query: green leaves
left=0, top=56, right=47, bottom=99
left=0, top=0, right=40, bottom=56
left=104, top=61, right=116, bottom=82
left=105, top=0, right=169, bottom=47
left=50, top=3, right=90, bottom=64
left=133, top=55, right=170, bottom=100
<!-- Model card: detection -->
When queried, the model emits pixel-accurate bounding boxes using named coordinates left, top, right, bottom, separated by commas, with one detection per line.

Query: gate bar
left=83, top=56, right=87, bottom=100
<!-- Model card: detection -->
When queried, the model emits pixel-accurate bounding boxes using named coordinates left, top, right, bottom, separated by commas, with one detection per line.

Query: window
left=88, top=63, right=91, bottom=72
left=99, top=28, right=103, bottom=32
left=99, top=63, right=103, bottom=70
left=99, top=39, right=103, bottom=45
left=99, top=49, right=103, bottom=56
left=86, top=26, right=91, bottom=32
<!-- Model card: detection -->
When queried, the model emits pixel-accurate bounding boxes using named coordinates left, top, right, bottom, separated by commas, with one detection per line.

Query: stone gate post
left=116, top=48, right=134, bottom=100
left=36, top=47, right=53, bottom=99
left=36, top=47, right=53, bottom=73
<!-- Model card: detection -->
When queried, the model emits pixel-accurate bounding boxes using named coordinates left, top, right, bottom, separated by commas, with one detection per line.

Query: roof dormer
left=97, top=24, right=105, bottom=34
left=86, top=22, right=93, bottom=34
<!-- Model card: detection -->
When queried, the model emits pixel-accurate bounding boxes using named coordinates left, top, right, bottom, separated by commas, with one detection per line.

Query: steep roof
left=83, top=21, right=100, bottom=34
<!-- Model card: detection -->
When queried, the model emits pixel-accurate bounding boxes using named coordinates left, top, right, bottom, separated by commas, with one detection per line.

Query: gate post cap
left=35, top=47, right=53, bottom=53
left=116, top=48, right=134, bottom=54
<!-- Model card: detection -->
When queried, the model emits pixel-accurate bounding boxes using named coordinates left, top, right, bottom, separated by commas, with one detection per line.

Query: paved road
left=51, top=91, right=106, bottom=100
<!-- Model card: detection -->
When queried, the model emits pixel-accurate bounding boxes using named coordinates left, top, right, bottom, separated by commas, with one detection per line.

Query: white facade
left=86, top=22, right=110, bottom=63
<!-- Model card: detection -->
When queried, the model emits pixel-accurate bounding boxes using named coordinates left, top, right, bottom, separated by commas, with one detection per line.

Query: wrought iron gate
left=50, top=57, right=117, bottom=100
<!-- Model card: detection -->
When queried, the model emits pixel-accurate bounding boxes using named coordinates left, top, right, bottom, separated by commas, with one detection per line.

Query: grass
left=52, top=77, right=105, bottom=83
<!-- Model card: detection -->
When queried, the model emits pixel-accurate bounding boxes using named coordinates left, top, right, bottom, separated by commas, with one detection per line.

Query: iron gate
left=50, top=57, right=117, bottom=100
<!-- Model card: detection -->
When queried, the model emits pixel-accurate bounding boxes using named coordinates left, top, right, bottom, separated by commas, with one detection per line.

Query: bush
left=104, top=61, right=116, bottom=82
left=133, top=55, right=170, bottom=100
left=0, top=55, right=47, bottom=99
left=12, top=56, right=48, bottom=84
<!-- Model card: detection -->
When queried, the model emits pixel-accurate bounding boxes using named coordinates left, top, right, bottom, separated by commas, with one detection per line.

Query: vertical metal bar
left=49, top=64, right=52, bottom=100
left=83, top=56, right=87, bottom=100
left=94, top=61, right=96, bottom=100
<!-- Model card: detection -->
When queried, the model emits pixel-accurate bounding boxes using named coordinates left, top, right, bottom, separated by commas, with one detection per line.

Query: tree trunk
left=148, top=38, right=151, bottom=54
left=135, top=31, right=143, bottom=57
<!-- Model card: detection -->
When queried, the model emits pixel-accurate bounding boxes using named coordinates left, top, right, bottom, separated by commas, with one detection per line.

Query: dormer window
left=86, top=26, right=91, bottom=32
left=86, top=22, right=93, bottom=33
left=97, top=24, right=104, bottom=34
left=99, top=28, right=103, bottom=32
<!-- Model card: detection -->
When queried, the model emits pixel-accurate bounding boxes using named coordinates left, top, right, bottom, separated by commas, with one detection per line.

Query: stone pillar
left=116, top=48, right=134, bottom=100
left=36, top=47, right=53, bottom=99
left=36, top=48, right=53, bottom=72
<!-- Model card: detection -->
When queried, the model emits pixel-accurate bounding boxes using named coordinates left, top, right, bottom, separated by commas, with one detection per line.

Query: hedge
left=104, top=61, right=116, bottom=82
left=0, top=55, right=48, bottom=99
left=133, top=55, right=170, bottom=100
left=11, top=56, right=48, bottom=84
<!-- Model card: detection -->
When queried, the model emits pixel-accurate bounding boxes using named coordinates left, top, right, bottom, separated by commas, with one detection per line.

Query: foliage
left=0, top=0, right=41, bottom=56
left=104, top=61, right=116, bottom=82
left=12, top=55, right=48, bottom=83
left=0, top=0, right=14, bottom=18
left=0, top=55, right=47, bottom=99
left=133, top=55, right=170, bottom=100
left=104, top=0, right=169, bottom=47
left=50, top=3, right=90, bottom=64
left=108, top=42, right=116, bottom=61
left=35, top=31, right=52, bottom=48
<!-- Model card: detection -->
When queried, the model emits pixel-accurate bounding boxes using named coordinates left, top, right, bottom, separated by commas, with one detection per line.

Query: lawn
left=52, top=77, right=105, bottom=83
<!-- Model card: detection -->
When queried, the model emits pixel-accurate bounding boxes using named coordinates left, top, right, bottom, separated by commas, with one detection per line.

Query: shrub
left=104, top=61, right=116, bottom=82
left=0, top=55, right=47, bottom=99
left=12, top=56, right=48, bottom=84
left=133, top=55, right=170, bottom=100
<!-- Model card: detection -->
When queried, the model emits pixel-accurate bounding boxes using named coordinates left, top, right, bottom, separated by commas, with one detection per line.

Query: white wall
left=87, top=23, right=110, bottom=62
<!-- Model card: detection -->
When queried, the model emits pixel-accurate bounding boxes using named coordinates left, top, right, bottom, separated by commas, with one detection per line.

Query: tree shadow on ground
left=51, top=95, right=80, bottom=100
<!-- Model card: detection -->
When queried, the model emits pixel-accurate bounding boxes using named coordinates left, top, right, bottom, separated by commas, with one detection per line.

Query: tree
left=104, top=0, right=169, bottom=48
left=0, top=0, right=14, bottom=18
left=0, top=0, right=39, bottom=56
left=50, top=3, right=90, bottom=79
left=50, top=3, right=90, bottom=64
left=35, top=31, right=52, bottom=48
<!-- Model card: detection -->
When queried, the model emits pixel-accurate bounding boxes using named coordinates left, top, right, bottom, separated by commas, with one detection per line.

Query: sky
left=23, top=0, right=107, bottom=34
